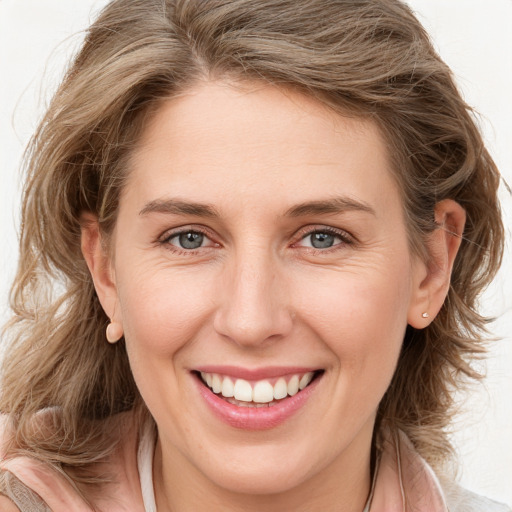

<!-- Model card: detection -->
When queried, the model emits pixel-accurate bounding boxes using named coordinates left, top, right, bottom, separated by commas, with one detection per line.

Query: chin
left=204, top=464, right=309, bottom=496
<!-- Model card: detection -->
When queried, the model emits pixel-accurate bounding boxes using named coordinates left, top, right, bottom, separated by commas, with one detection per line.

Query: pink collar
left=367, top=427, right=448, bottom=512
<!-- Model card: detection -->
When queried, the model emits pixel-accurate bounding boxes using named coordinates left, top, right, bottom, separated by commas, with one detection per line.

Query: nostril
left=212, top=284, right=294, bottom=347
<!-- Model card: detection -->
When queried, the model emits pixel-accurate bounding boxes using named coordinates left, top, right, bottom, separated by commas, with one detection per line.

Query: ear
left=407, top=199, right=466, bottom=328
left=80, top=212, right=120, bottom=322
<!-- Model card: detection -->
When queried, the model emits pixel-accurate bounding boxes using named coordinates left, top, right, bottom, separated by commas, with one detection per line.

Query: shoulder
left=440, top=480, right=512, bottom=512
left=0, top=410, right=146, bottom=512
left=379, top=427, right=511, bottom=512
left=0, top=417, right=20, bottom=511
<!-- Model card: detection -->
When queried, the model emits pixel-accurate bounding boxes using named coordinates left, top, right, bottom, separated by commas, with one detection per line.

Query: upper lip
left=193, top=365, right=321, bottom=381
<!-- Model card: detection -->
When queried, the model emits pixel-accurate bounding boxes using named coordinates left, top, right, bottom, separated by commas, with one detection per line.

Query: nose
left=213, top=248, right=293, bottom=348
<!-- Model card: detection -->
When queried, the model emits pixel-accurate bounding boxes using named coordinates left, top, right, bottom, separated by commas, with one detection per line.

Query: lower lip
left=194, top=373, right=321, bottom=430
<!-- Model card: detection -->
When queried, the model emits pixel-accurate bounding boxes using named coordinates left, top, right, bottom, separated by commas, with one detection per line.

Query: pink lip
left=194, top=365, right=318, bottom=381
left=193, top=371, right=322, bottom=430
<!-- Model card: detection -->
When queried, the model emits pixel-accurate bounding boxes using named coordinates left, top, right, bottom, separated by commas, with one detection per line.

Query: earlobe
left=80, top=212, right=120, bottom=322
left=408, top=199, right=466, bottom=328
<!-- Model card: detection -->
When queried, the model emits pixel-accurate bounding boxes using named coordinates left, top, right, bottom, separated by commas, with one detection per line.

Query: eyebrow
left=139, top=199, right=220, bottom=217
left=139, top=196, right=375, bottom=218
left=284, top=197, right=376, bottom=217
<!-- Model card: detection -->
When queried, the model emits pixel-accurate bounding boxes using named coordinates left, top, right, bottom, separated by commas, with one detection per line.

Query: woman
left=0, top=0, right=509, bottom=510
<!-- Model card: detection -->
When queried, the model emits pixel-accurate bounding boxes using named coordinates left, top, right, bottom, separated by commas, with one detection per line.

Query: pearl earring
left=106, top=321, right=123, bottom=343
left=422, top=312, right=430, bottom=319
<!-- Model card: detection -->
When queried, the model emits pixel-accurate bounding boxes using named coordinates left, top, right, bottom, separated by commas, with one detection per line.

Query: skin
left=82, top=81, right=465, bottom=512
left=0, top=496, right=20, bottom=511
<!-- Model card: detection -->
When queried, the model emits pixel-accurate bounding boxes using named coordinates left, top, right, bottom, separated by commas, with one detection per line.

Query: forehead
left=125, top=81, right=401, bottom=219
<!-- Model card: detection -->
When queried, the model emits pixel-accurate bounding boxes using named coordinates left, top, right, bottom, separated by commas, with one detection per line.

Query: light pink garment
left=0, top=413, right=458, bottom=512
left=0, top=412, right=145, bottom=512
left=368, top=428, right=447, bottom=512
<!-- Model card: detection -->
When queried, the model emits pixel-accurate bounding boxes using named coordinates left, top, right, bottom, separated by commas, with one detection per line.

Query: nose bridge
left=214, top=242, right=292, bottom=346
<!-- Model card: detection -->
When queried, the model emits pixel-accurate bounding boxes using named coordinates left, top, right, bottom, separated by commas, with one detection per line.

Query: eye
left=296, top=228, right=352, bottom=250
left=164, top=230, right=215, bottom=250
left=307, top=232, right=338, bottom=249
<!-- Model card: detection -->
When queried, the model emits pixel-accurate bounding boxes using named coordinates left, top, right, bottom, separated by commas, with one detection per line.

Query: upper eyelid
left=293, top=225, right=355, bottom=242
left=159, top=225, right=216, bottom=242
left=156, top=224, right=355, bottom=248
left=158, top=227, right=219, bottom=254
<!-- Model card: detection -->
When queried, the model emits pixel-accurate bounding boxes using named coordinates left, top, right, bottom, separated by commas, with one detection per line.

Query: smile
left=199, top=371, right=316, bottom=406
left=193, top=367, right=324, bottom=429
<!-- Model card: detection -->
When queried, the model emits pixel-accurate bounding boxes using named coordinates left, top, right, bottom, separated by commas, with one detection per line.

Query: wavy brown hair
left=0, top=0, right=503, bottom=493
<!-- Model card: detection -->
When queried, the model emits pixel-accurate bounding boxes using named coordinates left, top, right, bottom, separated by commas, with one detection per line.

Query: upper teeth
left=200, top=372, right=315, bottom=403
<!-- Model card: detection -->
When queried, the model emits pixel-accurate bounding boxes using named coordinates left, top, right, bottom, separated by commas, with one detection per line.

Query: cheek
left=113, top=263, right=220, bottom=422
left=295, top=263, right=411, bottom=434
left=295, top=260, right=411, bottom=373
left=115, top=263, right=217, bottom=358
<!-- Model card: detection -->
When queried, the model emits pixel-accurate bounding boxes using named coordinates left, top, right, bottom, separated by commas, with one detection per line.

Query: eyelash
left=158, top=225, right=355, bottom=254
left=158, top=226, right=218, bottom=255
left=292, top=226, right=355, bottom=253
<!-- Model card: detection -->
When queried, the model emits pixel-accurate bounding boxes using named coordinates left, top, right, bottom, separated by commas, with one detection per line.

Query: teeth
left=226, top=397, right=279, bottom=408
left=234, top=379, right=253, bottom=402
left=201, top=372, right=213, bottom=387
left=199, top=371, right=318, bottom=403
left=221, top=377, right=234, bottom=398
left=273, top=378, right=288, bottom=400
left=253, top=380, right=274, bottom=403
left=299, top=372, right=314, bottom=390
left=287, top=375, right=299, bottom=396
left=211, top=374, right=222, bottom=394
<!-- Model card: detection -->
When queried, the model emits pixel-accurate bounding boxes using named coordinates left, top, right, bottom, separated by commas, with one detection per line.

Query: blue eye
left=309, top=232, right=336, bottom=249
left=169, top=231, right=206, bottom=249
left=298, top=229, right=350, bottom=250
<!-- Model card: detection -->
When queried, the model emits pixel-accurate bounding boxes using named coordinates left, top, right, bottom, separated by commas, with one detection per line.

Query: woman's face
left=107, top=82, right=428, bottom=496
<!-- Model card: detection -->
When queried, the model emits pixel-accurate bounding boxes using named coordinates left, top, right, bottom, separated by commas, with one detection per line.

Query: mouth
left=196, top=370, right=323, bottom=408
left=192, top=367, right=324, bottom=429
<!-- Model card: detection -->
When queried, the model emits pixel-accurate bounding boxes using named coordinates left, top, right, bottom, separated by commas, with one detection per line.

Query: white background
left=0, top=0, right=511, bottom=506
